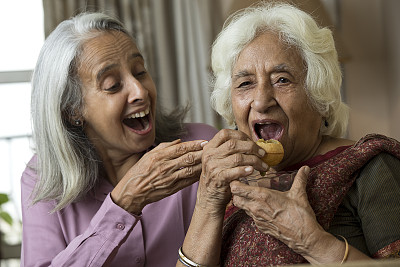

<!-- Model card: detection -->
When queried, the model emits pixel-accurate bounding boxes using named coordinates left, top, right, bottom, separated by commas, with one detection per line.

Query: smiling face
left=77, top=30, right=156, bottom=161
left=231, top=32, right=323, bottom=167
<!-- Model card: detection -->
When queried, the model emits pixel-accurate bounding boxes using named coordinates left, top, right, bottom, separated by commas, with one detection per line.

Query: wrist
left=194, top=197, right=227, bottom=219
left=179, top=246, right=220, bottom=267
left=196, top=191, right=231, bottom=218
left=110, top=189, right=143, bottom=215
left=302, top=231, right=347, bottom=265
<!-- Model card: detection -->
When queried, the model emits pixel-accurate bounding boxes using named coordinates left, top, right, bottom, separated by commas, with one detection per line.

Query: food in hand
left=256, top=139, right=284, bottom=166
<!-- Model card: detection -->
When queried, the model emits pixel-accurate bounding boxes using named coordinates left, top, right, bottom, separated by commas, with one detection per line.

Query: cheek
left=231, top=94, right=252, bottom=131
left=288, top=105, right=321, bottom=134
left=231, top=95, right=246, bottom=119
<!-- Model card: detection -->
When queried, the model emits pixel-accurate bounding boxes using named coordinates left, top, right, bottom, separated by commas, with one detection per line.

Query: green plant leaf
left=0, top=211, right=13, bottom=225
left=0, top=193, right=9, bottom=205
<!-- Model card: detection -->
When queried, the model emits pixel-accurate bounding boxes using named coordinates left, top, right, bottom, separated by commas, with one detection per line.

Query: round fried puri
left=256, top=139, right=284, bottom=166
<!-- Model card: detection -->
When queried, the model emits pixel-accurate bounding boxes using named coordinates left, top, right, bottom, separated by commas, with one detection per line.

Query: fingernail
left=200, top=141, right=208, bottom=147
left=304, top=166, right=310, bottom=175
left=245, top=166, right=253, bottom=173
left=262, top=162, right=268, bottom=169
left=258, top=148, right=266, bottom=156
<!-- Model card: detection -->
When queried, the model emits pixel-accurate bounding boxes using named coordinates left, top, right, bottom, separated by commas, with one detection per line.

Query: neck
left=102, top=152, right=144, bottom=186
left=313, top=135, right=355, bottom=157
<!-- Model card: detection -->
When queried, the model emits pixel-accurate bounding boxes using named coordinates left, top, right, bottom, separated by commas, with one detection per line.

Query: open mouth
left=254, top=122, right=283, bottom=140
left=123, top=107, right=151, bottom=134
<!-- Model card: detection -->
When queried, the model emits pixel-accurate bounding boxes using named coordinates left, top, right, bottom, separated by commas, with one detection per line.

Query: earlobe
left=69, top=113, right=84, bottom=127
left=73, top=119, right=83, bottom=126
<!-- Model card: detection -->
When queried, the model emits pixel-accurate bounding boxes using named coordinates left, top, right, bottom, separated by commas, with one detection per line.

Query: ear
left=69, top=110, right=84, bottom=127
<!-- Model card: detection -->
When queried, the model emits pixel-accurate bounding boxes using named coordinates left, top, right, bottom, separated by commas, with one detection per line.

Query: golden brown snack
left=256, top=139, right=284, bottom=166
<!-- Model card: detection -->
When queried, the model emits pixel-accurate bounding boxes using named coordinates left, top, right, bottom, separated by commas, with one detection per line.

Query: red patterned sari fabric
left=221, top=134, right=400, bottom=266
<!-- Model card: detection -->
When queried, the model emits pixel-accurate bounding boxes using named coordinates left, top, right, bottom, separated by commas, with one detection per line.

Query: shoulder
left=21, top=154, right=39, bottom=188
left=359, top=152, right=400, bottom=181
left=353, top=153, right=400, bottom=200
left=318, top=136, right=355, bottom=155
left=182, top=123, right=219, bottom=142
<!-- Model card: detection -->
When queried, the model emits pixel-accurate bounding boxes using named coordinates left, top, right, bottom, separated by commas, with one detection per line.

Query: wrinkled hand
left=111, top=139, right=206, bottom=215
left=197, top=129, right=268, bottom=216
left=230, top=166, right=326, bottom=256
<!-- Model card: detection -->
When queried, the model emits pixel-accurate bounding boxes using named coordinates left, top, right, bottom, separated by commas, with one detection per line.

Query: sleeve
left=21, top=156, right=140, bottom=267
left=182, top=123, right=219, bottom=142
left=356, top=153, right=400, bottom=258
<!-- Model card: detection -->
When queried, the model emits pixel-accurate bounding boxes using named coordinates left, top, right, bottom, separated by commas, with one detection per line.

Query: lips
left=123, top=107, right=152, bottom=134
left=254, top=121, right=283, bottom=141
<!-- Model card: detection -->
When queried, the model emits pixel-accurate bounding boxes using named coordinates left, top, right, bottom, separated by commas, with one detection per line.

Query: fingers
left=148, top=139, right=207, bottom=175
left=207, top=129, right=266, bottom=158
left=206, top=129, right=251, bottom=148
left=154, top=139, right=207, bottom=158
left=230, top=165, right=310, bottom=201
left=203, top=130, right=268, bottom=176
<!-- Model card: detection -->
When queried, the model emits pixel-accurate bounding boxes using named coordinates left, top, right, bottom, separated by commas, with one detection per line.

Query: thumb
left=290, top=165, right=310, bottom=193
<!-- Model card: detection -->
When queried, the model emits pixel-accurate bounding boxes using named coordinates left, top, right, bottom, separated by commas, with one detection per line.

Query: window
left=0, top=0, right=44, bottom=262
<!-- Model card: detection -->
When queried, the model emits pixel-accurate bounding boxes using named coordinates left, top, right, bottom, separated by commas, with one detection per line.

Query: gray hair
left=210, top=2, right=348, bottom=137
left=31, top=12, right=187, bottom=211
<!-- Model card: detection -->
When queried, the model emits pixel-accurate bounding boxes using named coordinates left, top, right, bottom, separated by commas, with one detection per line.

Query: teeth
left=129, top=107, right=150, bottom=119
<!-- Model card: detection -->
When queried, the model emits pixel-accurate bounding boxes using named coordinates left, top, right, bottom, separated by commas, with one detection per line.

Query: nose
left=251, top=82, right=277, bottom=113
left=126, top=76, right=149, bottom=104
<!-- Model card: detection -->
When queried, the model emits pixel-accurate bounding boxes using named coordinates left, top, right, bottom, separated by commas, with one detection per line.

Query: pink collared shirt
left=21, top=123, right=218, bottom=267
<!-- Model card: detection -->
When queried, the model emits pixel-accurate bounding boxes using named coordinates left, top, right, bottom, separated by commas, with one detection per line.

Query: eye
left=104, top=82, right=121, bottom=92
left=134, top=70, right=147, bottom=78
left=131, top=61, right=148, bottom=79
left=277, top=77, right=290, bottom=84
left=238, top=81, right=252, bottom=88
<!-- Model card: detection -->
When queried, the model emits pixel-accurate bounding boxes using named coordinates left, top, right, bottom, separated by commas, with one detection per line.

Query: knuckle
left=147, top=153, right=158, bottom=162
left=184, top=153, right=196, bottom=165
left=226, top=139, right=236, bottom=150
left=233, top=153, right=242, bottom=164
left=176, top=144, right=187, bottom=154
left=184, top=166, right=194, bottom=176
left=218, top=129, right=231, bottom=139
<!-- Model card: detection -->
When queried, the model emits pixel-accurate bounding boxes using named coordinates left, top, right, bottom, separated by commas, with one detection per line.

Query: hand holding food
left=256, top=139, right=284, bottom=166
left=111, top=139, right=205, bottom=215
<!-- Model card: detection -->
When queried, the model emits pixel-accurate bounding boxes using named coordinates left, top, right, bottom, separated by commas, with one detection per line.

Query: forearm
left=177, top=206, right=224, bottom=267
left=22, top=195, right=138, bottom=266
left=303, top=231, right=372, bottom=265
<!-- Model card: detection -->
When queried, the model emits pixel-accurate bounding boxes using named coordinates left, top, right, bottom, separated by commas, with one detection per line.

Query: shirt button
left=116, top=223, right=125, bottom=230
left=135, top=256, right=142, bottom=263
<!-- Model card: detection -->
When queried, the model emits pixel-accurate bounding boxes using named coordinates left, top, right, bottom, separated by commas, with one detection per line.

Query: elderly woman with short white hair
left=177, top=3, right=400, bottom=266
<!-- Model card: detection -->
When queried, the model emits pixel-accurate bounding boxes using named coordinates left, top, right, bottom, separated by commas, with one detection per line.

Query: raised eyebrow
left=96, top=64, right=118, bottom=82
left=129, top=52, right=144, bottom=61
left=232, top=71, right=252, bottom=82
left=273, top=64, right=295, bottom=73
left=96, top=53, right=144, bottom=82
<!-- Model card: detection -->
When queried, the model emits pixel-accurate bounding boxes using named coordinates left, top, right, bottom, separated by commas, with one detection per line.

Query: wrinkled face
left=231, top=32, right=322, bottom=167
left=78, top=30, right=156, bottom=160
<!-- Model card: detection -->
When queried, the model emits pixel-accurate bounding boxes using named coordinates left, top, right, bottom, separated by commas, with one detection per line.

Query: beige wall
left=383, top=0, right=400, bottom=140
left=340, top=0, right=400, bottom=141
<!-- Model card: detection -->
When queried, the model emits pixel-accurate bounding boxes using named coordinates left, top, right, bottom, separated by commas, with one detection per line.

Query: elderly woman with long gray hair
left=21, top=12, right=217, bottom=266
left=177, top=3, right=400, bottom=266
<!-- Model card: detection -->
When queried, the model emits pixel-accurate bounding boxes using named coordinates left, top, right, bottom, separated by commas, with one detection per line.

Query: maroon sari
left=221, top=134, right=400, bottom=266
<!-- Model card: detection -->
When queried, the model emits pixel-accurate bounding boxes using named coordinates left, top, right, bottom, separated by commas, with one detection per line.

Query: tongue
left=124, top=117, right=149, bottom=131
left=257, top=123, right=282, bottom=140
